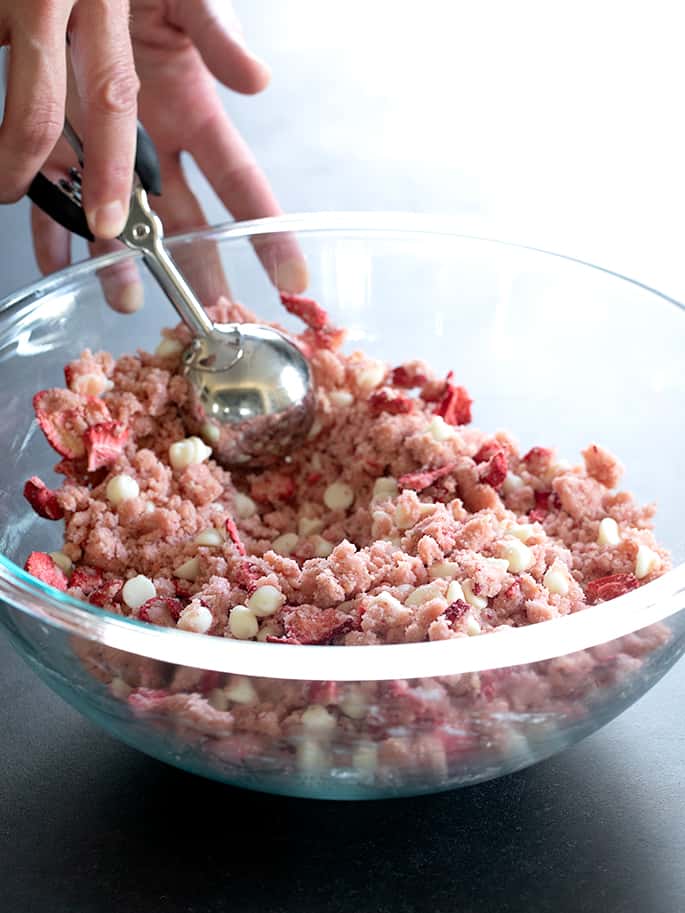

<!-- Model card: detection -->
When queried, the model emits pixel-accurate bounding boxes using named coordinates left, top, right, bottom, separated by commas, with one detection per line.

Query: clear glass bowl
left=1, top=213, right=684, bottom=800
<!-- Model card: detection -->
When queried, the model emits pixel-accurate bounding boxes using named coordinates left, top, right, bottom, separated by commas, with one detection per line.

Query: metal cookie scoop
left=27, top=120, right=315, bottom=468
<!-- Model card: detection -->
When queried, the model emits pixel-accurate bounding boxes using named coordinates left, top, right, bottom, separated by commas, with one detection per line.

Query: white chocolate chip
left=228, top=604, right=259, bottom=639
left=406, top=582, right=444, bottom=606
left=426, top=415, right=455, bottom=442
left=465, top=614, right=482, bottom=636
left=635, top=544, right=659, bottom=580
left=429, top=561, right=460, bottom=579
left=110, top=676, right=132, bottom=700
left=122, top=574, right=156, bottom=610
left=394, top=502, right=416, bottom=530
left=177, top=603, right=213, bottom=634
left=543, top=564, right=569, bottom=595
left=352, top=743, right=378, bottom=777
left=247, top=585, right=285, bottom=618
left=234, top=492, right=257, bottom=519
left=445, top=580, right=465, bottom=604
left=207, top=688, right=229, bottom=711
left=195, top=528, right=225, bottom=547
left=372, top=476, right=398, bottom=501
left=499, top=538, right=535, bottom=573
left=174, top=556, right=200, bottom=581
left=106, top=473, right=139, bottom=506
left=597, top=517, right=621, bottom=547
left=200, top=422, right=221, bottom=445
left=169, top=436, right=212, bottom=471
left=313, top=536, right=334, bottom=558
left=298, top=516, right=324, bottom=536
left=356, top=360, right=386, bottom=391
left=301, top=704, right=337, bottom=734
left=296, top=739, right=329, bottom=774
left=462, top=579, right=487, bottom=611
left=224, top=676, right=258, bottom=704
left=507, top=523, right=536, bottom=543
left=502, top=472, right=524, bottom=495
left=155, top=337, right=184, bottom=358
left=49, top=551, right=72, bottom=574
left=323, top=480, right=355, bottom=511
left=272, top=532, right=299, bottom=556
left=329, top=389, right=354, bottom=407
left=339, top=686, right=368, bottom=720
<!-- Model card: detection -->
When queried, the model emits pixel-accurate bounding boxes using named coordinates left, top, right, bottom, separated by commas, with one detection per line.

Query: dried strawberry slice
left=138, top=596, right=185, bottom=625
left=585, top=573, right=639, bottom=604
left=70, top=566, right=103, bottom=594
left=23, top=476, right=64, bottom=520
left=24, top=552, right=68, bottom=591
left=279, top=292, right=329, bottom=331
left=368, top=389, right=414, bottom=416
left=433, top=372, right=473, bottom=426
left=83, top=421, right=129, bottom=472
left=478, top=451, right=507, bottom=489
left=398, top=462, right=456, bottom=493
left=33, top=388, right=111, bottom=458
left=283, top=606, right=354, bottom=645
left=225, top=516, right=246, bottom=556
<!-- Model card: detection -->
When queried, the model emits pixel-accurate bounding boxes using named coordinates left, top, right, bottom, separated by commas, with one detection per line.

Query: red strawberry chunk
left=33, top=388, right=111, bottom=458
left=473, top=440, right=502, bottom=464
left=279, top=292, right=329, bottom=331
left=23, top=476, right=64, bottom=520
left=24, top=552, right=68, bottom=591
left=69, top=566, right=103, bottom=594
left=478, top=451, right=507, bottom=489
left=444, top=599, right=470, bottom=625
left=529, top=490, right=560, bottom=523
left=300, top=325, right=346, bottom=353
left=585, top=573, right=639, bottom=604
left=398, top=462, right=456, bottom=493
left=283, top=606, right=355, bottom=645
left=368, top=389, right=414, bottom=416
left=138, top=596, right=185, bottom=626
left=128, top=688, right=171, bottom=712
left=225, top=516, right=246, bottom=557
left=308, top=681, right=338, bottom=704
left=236, top=560, right=261, bottom=594
left=88, top=578, right=124, bottom=607
left=391, top=365, right=428, bottom=388
left=522, top=446, right=553, bottom=475
left=433, top=372, right=473, bottom=426
left=83, top=421, right=129, bottom=472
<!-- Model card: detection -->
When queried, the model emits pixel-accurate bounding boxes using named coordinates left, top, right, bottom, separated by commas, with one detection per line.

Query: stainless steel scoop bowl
left=27, top=119, right=315, bottom=468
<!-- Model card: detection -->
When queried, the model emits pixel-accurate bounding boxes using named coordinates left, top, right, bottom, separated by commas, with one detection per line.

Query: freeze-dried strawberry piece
left=473, top=440, right=502, bottom=464
left=88, top=578, right=124, bottom=607
left=308, top=680, right=338, bottom=704
left=432, top=371, right=472, bottom=426
left=478, top=451, right=507, bottom=489
left=236, top=560, right=260, bottom=594
left=391, top=365, right=428, bottom=388
left=279, top=291, right=329, bottom=331
left=368, top=389, right=414, bottom=416
left=24, top=552, right=68, bottom=591
left=249, top=471, right=296, bottom=504
left=33, top=388, right=111, bottom=458
left=522, top=446, right=553, bottom=475
left=300, top=325, right=346, bottom=353
left=172, top=578, right=193, bottom=600
left=585, top=573, right=639, bottom=604
left=138, top=596, right=185, bottom=625
left=283, top=606, right=355, bottom=645
left=398, top=462, right=456, bottom=493
left=266, top=634, right=301, bottom=645
left=444, top=599, right=470, bottom=625
left=305, top=472, right=323, bottom=485
left=529, top=490, right=560, bottom=523
left=128, top=688, right=170, bottom=712
left=23, top=476, right=64, bottom=520
left=83, top=421, right=129, bottom=472
left=225, top=516, right=246, bottom=557
left=197, top=670, right=223, bottom=694
left=70, top=566, right=103, bottom=594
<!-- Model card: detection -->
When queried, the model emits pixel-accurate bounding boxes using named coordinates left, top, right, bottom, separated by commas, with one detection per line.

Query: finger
left=31, top=204, right=71, bottom=275
left=167, top=0, right=270, bottom=95
left=0, top=15, right=69, bottom=203
left=190, top=109, right=308, bottom=293
left=69, top=0, right=139, bottom=239
left=153, top=154, right=232, bottom=306
left=88, top=237, right=144, bottom=314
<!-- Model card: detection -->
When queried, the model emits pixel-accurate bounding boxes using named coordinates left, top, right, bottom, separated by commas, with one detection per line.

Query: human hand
left=30, top=0, right=307, bottom=313
left=1, top=0, right=139, bottom=238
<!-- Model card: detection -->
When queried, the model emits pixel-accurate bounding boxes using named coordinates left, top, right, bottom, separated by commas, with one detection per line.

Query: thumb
left=167, top=0, right=270, bottom=94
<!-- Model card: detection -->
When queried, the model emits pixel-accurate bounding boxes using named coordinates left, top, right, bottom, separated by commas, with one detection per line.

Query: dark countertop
left=1, top=3, right=684, bottom=910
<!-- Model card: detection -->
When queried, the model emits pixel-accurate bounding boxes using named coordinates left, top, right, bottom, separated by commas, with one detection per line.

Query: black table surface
left=2, top=632, right=683, bottom=913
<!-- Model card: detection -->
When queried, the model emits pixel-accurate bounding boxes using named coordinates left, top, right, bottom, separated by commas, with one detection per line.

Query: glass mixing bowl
left=1, top=213, right=684, bottom=800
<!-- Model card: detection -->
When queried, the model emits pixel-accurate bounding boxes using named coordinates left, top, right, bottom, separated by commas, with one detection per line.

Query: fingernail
left=277, top=257, right=309, bottom=294
left=88, top=201, right=127, bottom=240
left=118, top=282, right=144, bottom=313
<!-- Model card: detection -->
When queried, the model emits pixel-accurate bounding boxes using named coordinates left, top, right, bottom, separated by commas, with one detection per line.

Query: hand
left=1, top=0, right=139, bottom=238
left=30, top=0, right=307, bottom=312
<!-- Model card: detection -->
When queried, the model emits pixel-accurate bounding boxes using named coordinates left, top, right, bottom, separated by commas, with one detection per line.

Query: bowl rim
left=1, top=211, right=684, bottom=682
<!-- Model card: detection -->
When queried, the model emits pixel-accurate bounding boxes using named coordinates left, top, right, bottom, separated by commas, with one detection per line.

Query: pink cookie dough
left=21, top=293, right=672, bottom=783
